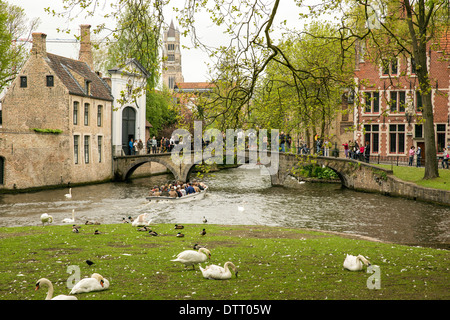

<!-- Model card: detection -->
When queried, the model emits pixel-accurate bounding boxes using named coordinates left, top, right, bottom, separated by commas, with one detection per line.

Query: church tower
left=162, top=19, right=184, bottom=89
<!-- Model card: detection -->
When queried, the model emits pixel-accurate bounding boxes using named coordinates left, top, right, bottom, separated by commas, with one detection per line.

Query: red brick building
left=353, top=39, right=450, bottom=165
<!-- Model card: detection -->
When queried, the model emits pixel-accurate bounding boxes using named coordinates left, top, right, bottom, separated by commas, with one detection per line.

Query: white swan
left=131, top=213, right=151, bottom=227
left=171, top=248, right=211, bottom=270
left=35, top=278, right=77, bottom=300
left=40, top=213, right=53, bottom=226
left=199, top=261, right=238, bottom=280
left=69, top=273, right=109, bottom=294
left=343, top=254, right=371, bottom=271
left=62, top=209, right=75, bottom=224
left=65, top=188, right=72, bottom=199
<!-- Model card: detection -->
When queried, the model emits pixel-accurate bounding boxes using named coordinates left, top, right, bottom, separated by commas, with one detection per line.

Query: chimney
left=31, top=33, right=47, bottom=57
left=79, top=24, right=93, bottom=70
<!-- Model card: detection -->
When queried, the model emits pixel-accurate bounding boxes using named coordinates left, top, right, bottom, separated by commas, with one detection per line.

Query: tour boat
left=146, top=186, right=208, bottom=203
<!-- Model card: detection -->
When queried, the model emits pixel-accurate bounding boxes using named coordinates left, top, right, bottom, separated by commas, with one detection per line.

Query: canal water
left=0, top=165, right=448, bottom=248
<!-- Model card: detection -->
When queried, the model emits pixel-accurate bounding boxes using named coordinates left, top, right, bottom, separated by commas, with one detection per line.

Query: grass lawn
left=372, top=164, right=450, bottom=190
left=0, top=223, right=448, bottom=301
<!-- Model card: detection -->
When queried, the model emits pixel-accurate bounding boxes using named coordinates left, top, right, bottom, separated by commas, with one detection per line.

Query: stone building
left=0, top=25, right=114, bottom=191
left=353, top=38, right=450, bottom=164
left=162, top=19, right=184, bottom=90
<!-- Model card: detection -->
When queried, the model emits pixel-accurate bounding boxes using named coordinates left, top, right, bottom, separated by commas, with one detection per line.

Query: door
left=122, top=107, right=136, bottom=155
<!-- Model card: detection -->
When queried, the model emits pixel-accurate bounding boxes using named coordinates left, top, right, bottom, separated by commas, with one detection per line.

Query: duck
left=193, top=243, right=206, bottom=250
left=171, top=248, right=211, bottom=270
left=137, top=226, right=149, bottom=232
left=40, top=213, right=53, bottom=226
left=62, top=209, right=75, bottom=224
left=176, top=232, right=184, bottom=237
left=175, top=224, right=184, bottom=229
left=94, top=230, right=101, bottom=235
left=35, top=278, right=78, bottom=300
left=122, top=217, right=129, bottom=223
left=202, top=216, right=207, bottom=223
left=72, top=224, right=82, bottom=229
left=69, top=273, right=109, bottom=294
left=128, top=216, right=134, bottom=222
left=199, top=261, right=238, bottom=280
left=85, top=220, right=100, bottom=225
left=64, top=188, right=72, bottom=199
left=148, top=230, right=158, bottom=236
left=72, top=226, right=79, bottom=233
left=200, top=228, right=206, bottom=236
left=343, top=254, right=371, bottom=271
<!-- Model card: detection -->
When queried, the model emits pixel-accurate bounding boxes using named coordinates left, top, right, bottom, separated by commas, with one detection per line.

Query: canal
left=0, top=165, right=448, bottom=248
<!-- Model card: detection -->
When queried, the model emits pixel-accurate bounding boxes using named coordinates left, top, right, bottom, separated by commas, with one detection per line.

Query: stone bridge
left=113, top=151, right=395, bottom=194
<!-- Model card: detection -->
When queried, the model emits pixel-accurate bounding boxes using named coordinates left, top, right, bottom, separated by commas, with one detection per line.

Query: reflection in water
left=0, top=165, right=448, bottom=248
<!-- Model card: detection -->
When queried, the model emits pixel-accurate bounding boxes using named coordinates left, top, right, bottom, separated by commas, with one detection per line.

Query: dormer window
left=85, top=80, right=91, bottom=95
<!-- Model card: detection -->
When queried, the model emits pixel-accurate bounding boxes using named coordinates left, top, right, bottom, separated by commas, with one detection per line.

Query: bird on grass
left=35, top=278, right=77, bottom=300
left=175, top=224, right=184, bottom=229
left=200, top=228, right=206, bottom=236
left=40, top=213, right=53, bottom=226
left=94, top=230, right=101, bottom=235
left=193, top=243, right=206, bottom=250
left=176, top=232, right=184, bottom=238
left=199, top=262, right=238, bottom=280
left=85, top=260, right=95, bottom=267
left=343, top=254, right=371, bottom=271
left=72, top=226, right=79, bottom=233
left=148, top=230, right=158, bottom=236
left=171, top=248, right=211, bottom=270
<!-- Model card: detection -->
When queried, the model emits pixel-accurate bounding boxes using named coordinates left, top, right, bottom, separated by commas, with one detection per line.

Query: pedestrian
left=128, top=138, right=134, bottom=155
left=137, top=139, right=144, bottom=155
left=342, top=141, right=349, bottom=158
left=416, top=147, right=422, bottom=167
left=151, top=136, right=157, bottom=154
left=364, top=141, right=370, bottom=163
left=280, top=131, right=286, bottom=152
left=408, top=146, right=415, bottom=166
left=146, top=137, right=152, bottom=154
left=443, top=147, right=449, bottom=169
left=316, top=137, right=322, bottom=155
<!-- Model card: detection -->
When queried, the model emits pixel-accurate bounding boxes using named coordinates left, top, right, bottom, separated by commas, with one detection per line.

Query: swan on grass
left=62, top=209, right=75, bottom=224
left=40, top=213, right=53, bottom=226
left=65, top=188, right=72, bottom=199
left=132, top=214, right=151, bottom=227
left=343, top=254, right=371, bottom=271
left=171, top=248, right=211, bottom=270
left=69, top=273, right=109, bottom=294
left=199, top=262, right=238, bottom=280
left=35, top=278, right=77, bottom=300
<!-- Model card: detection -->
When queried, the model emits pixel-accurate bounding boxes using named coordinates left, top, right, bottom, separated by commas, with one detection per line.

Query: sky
left=15, top=0, right=310, bottom=84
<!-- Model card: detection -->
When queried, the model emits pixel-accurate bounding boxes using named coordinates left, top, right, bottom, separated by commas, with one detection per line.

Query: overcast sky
left=15, top=0, right=309, bottom=83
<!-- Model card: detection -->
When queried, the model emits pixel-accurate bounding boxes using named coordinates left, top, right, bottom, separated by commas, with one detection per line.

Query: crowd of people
left=341, top=140, right=371, bottom=163
left=148, top=181, right=207, bottom=198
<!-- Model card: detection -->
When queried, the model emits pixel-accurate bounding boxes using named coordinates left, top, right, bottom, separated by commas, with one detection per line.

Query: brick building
left=0, top=25, right=114, bottom=190
left=353, top=39, right=450, bottom=164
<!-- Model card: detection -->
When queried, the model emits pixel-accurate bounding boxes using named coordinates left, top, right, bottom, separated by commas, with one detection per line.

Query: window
left=74, top=135, right=80, bottom=164
left=415, top=91, right=423, bottom=112
left=168, top=54, right=175, bottom=62
left=363, top=92, right=379, bottom=113
left=98, top=136, right=102, bottom=163
left=85, top=80, right=91, bottom=95
left=20, top=76, right=27, bottom=88
left=389, top=91, right=406, bottom=113
left=364, top=124, right=379, bottom=153
left=84, top=103, right=89, bottom=126
left=73, top=101, right=79, bottom=125
left=168, top=76, right=175, bottom=89
left=382, top=58, right=398, bottom=75
left=168, top=44, right=175, bottom=51
left=414, top=124, right=423, bottom=139
left=0, top=157, right=4, bottom=185
left=46, top=75, right=54, bottom=87
left=97, top=105, right=103, bottom=127
left=436, top=124, right=446, bottom=153
left=84, top=135, right=90, bottom=164
left=389, top=124, right=405, bottom=154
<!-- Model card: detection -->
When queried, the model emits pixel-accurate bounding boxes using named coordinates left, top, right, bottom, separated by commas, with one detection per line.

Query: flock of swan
left=35, top=187, right=373, bottom=299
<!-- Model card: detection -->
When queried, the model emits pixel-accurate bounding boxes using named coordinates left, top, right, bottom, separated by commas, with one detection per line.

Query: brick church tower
left=162, top=19, right=184, bottom=90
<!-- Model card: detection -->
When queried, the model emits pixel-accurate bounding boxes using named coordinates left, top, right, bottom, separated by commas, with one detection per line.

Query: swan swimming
left=65, top=188, right=72, bottom=199
left=40, top=213, right=53, bottom=226
left=69, top=273, right=109, bottom=294
left=199, top=261, right=238, bottom=280
left=171, top=248, right=211, bottom=270
left=35, top=278, right=77, bottom=300
left=62, top=209, right=75, bottom=224
left=343, top=254, right=371, bottom=271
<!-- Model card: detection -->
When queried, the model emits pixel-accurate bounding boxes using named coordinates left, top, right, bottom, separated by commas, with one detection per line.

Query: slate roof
left=46, top=53, right=113, bottom=101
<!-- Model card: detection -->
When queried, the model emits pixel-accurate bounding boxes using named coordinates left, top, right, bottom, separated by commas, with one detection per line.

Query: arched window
left=122, top=107, right=136, bottom=155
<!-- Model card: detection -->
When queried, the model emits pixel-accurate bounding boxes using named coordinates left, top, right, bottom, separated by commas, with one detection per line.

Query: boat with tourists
left=146, top=182, right=208, bottom=203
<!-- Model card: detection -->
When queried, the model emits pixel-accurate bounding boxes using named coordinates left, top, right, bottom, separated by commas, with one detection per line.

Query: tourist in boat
left=185, top=183, right=196, bottom=195
left=169, top=187, right=178, bottom=198
left=176, top=187, right=183, bottom=197
left=180, top=185, right=186, bottom=196
left=193, top=183, right=200, bottom=193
